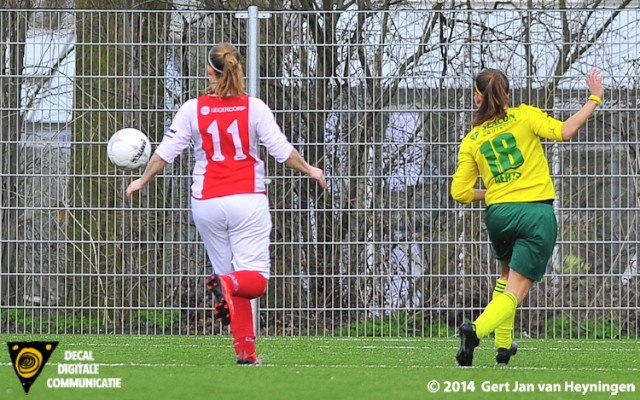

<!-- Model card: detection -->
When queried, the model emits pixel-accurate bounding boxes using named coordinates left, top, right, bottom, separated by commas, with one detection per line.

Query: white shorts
left=191, top=193, right=272, bottom=279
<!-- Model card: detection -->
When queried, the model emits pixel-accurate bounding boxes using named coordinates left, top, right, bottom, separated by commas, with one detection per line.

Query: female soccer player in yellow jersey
left=451, top=68, right=604, bottom=366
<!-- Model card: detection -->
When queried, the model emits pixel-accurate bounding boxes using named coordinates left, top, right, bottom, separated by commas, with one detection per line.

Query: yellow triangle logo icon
left=7, top=341, right=58, bottom=394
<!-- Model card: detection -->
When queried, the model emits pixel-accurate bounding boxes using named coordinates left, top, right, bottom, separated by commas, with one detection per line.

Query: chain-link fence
left=0, top=4, right=638, bottom=338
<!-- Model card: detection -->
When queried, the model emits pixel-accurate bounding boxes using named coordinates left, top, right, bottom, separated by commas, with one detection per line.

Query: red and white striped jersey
left=155, top=94, right=294, bottom=199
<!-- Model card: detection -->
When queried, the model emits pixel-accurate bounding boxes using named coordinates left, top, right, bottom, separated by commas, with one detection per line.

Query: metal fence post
left=237, top=5, right=271, bottom=336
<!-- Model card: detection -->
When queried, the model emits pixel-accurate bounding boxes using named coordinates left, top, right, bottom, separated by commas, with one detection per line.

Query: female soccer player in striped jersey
left=126, top=43, right=326, bottom=364
left=451, top=68, right=603, bottom=366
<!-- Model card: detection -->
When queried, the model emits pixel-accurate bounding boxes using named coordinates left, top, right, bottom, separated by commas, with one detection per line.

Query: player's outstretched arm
left=126, top=153, right=168, bottom=200
left=562, top=68, right=604, bottom=141
left=284, top=149, right=327, bottom=189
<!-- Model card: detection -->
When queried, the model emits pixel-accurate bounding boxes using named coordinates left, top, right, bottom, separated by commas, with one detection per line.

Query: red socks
left=222, top=270, right=267, bottom=299
left=220, top=271, right=268, bottom=360
left=230, top=297, right=256, bottom=355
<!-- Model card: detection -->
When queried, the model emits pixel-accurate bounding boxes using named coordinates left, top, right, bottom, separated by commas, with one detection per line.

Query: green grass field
left=1, top=334, right=638, bottom=400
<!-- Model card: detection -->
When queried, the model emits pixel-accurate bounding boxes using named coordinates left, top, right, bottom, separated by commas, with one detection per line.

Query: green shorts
left=485, top=201, right=557, bottom=282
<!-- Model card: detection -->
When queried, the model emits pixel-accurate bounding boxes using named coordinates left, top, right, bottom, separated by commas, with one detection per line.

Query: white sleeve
left=154, top=99, right=198, bottom=163
left=249, top=97, right=294, bottom=163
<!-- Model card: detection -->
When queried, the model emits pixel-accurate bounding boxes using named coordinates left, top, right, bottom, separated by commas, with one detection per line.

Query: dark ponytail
left=471, top=69, right=510, bottom=127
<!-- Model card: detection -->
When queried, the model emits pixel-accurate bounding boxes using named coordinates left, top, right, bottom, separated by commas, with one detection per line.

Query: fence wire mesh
left=0, top=5, right=638, bottom=338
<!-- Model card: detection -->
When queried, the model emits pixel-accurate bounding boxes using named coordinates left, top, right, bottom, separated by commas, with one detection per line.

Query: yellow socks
left=492, top=278, right=507, bottom=299
left=492, top=278, right=514, bottom=348
left=474, top=291, right=518, bottom=339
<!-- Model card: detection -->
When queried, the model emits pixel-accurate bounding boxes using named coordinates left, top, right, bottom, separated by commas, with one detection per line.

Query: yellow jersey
left=451, top=104, right=564, bottom=205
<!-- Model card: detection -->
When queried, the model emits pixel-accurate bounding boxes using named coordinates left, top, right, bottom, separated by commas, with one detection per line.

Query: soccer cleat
left=213, top=302, right=231, bottom=326
left=236, top=351, right=258, bottom=365
left=496, top=341, right=518, bottom=364
left=456, top=322, right=480, bottom=367
left=205, top=274, right=233, bottom=326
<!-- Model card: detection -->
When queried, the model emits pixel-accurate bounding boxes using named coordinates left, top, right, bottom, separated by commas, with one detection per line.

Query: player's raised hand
left=587, top=68, right=604, bottom=99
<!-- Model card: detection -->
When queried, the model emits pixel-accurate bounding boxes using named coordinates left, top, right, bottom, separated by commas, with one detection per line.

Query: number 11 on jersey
left=207, top=119, right=247, bottom=162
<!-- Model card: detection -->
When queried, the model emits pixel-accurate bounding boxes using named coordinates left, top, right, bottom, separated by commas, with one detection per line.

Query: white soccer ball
left=107, top=128, right=151, bottom=170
